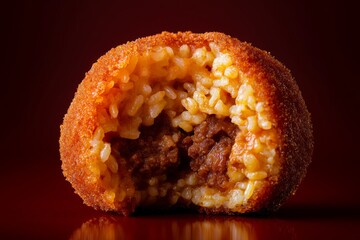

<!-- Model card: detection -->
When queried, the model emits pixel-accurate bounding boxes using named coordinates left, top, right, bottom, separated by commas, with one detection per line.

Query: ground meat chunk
left=114, top=114, right=187, bottom=179
left=184, top=115, right=239, bottom=190
left=114, top=114, right=239, bottom=191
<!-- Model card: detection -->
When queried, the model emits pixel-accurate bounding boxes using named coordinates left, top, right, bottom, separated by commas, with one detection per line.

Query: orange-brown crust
left=60, top=32, right=313, bottom=215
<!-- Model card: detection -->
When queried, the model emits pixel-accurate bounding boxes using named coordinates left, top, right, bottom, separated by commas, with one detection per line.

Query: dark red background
left=1, top=0, right=359, bottom=239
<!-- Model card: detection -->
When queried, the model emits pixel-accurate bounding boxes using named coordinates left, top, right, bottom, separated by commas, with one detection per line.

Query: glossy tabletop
left=1, top=165, right=359, bottom=239
left=1, top=166, right=359, bottom=239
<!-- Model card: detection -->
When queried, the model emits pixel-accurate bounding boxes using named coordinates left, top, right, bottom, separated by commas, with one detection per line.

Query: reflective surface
left=70, top=207, right=360, bottom=240
left=70, top=214, right=261, bottom=240
left=73, top=216, right=269, bottom=239
left=1, top=165, right=359, bottom=239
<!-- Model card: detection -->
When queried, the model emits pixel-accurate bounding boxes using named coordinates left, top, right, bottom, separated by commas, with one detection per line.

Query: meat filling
left=114, top=114, right=239, bottom=191
left=112, top=115, right=187, bottom=180
left=184, top=116, right=239, bottom=190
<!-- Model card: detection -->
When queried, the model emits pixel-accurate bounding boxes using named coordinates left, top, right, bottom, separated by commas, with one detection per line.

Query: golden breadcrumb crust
left=60, top=32, right=313, bottom=215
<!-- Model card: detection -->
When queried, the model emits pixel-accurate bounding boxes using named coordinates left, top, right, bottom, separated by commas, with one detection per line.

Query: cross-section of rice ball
left=59, top=32, right=313, bottom=216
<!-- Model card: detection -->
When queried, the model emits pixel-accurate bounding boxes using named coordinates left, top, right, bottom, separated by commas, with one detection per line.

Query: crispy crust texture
left=60, top=32, right=313, bottom=215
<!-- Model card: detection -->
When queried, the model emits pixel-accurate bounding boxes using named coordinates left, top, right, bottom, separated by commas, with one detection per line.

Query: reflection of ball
left=60, top=32, right=313, bottom=215
left=69, top=217, right=124, bottom=240
left=69, top=216, right=257, bottom=240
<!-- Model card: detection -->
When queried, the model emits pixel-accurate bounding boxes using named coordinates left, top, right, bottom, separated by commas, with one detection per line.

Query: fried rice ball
left=59, top=32, right=313, bottom=216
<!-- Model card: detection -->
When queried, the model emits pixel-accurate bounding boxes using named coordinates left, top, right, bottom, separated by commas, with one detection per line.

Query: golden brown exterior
left=60, top=32, right=313, bottom=215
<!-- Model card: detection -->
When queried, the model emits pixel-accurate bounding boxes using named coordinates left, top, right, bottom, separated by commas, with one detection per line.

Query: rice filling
left=89, top=42, right=280, bottom=211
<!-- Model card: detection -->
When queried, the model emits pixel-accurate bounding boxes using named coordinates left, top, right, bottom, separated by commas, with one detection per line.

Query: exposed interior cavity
left=88, top=43, right=280, bottom=211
